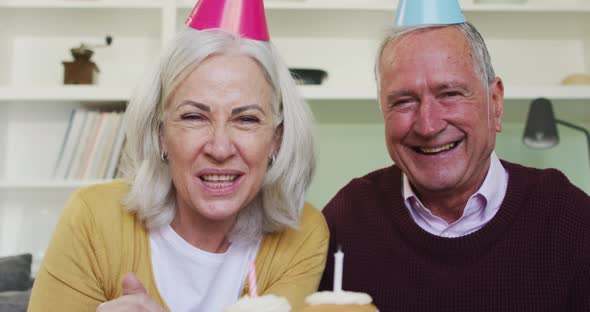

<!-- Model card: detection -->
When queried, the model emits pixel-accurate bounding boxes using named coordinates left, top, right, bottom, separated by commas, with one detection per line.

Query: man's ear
left=490, top=77, right=504, bottom=132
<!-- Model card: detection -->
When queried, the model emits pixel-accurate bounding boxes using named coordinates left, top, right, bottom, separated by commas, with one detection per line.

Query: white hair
left=122, top=27, right=316, bottom=241
left=374, top=22, right=496, bottom=96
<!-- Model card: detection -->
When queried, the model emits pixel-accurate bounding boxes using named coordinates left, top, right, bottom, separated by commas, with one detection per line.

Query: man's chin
left=409, top=173, right=463, bottom=195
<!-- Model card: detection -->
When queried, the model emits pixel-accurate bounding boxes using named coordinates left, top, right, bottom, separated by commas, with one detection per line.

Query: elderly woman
left=28, top=1, right=327, bottom=311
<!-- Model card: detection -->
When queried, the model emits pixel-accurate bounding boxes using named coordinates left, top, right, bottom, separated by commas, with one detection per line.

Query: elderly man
left=319, top=0, right=590, bottom=311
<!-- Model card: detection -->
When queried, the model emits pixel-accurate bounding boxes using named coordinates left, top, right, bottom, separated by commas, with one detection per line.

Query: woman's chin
left=192, top=201, right=241, bottom=222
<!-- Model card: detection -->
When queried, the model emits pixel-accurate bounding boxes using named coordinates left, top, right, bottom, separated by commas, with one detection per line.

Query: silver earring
left=161, top=152, right=168, bottom=163
left=269, top=154, right=276, bottom=166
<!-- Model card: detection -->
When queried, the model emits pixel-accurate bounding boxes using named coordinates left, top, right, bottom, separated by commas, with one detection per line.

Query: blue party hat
left=394, top=0, right=465, bottom=27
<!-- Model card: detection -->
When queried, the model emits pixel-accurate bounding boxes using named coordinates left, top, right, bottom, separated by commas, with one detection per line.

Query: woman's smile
left=197, top=171, right=244, bottom=195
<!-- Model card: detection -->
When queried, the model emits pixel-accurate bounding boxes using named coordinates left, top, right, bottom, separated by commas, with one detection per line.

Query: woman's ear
left=159, top=121, right=167, bottom=155
left=272, top=123, right=283, bottom=155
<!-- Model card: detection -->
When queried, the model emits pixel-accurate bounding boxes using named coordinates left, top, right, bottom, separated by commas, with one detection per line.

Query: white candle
left=333, top=246, right=343, bottom=292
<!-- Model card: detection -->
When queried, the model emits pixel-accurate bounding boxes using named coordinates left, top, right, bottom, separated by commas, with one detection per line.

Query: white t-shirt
left=150, top=225, right=261, bottom=312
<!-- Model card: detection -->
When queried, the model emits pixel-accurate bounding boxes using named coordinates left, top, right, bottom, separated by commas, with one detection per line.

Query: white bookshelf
left=1, top=0, right=590, bottom=266
left=0, top=0, right=164, bottom=8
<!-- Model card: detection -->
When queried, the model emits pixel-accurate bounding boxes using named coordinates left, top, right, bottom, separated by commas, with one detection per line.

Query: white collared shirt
left=402, top=152, right=509, bottom=238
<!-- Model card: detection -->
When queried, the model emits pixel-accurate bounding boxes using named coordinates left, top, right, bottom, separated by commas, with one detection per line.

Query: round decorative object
left=561, top=73, right=590, bottom=86
left=289, top=68, right=328, bottom=85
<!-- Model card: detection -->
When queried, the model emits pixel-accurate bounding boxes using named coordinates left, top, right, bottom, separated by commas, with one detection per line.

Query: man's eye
left=442, top=91, right=462, bottom=98
left=390, top=98, right=413, bottom=108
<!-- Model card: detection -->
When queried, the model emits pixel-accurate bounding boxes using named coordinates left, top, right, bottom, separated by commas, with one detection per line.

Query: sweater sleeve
left=254, top=204, right=330, bottom=312
left=28, top=189, right=108, bottom=312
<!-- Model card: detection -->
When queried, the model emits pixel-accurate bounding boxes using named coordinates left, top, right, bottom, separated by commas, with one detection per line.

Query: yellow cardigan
left=28, top=181, right=328, bottom=312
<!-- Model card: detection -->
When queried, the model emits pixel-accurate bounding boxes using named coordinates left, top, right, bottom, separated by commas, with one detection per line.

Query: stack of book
left=53, top=108, right=127, bottom=180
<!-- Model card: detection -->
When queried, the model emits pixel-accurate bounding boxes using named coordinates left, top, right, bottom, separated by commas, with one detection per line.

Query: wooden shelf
left=1, top=0, right=589, bottom=12
left=463, top=2, right=590, bottom=13
left=503, top=86, right=590, bottom=100
left=305, top=85, right=590, bottom=101
left=0, top=86, right=130, bottom=102
left=0, top=0, right=163, bottom=8
left=175, top=0, right=395, bottom=10
left=0, top=179, right=114, bottom=189
left=174, top=0, right=590, bottom=12
left=1, top=85, right=589, bottom=102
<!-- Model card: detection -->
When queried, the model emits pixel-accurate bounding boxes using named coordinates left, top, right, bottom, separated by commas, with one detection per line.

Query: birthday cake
left=302, top=291, right=378, bottom=312
left=223, top=294, right=291, bottom=312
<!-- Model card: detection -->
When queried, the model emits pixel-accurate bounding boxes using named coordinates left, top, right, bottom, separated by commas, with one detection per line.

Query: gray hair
left=375, top=22, right=496, bottom=96
left=122, top=27, right=316, bottom=241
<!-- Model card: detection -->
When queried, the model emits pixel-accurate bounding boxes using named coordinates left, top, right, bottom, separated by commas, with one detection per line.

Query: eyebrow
left=435, top=82, right=468, bottom=91
left=177, top=100, right=210, bottom=112
left=231, top=105, right=265, bottom=116
left=386, top=82, right=469, bottom=102
left=177, top=101, right=265, bottom=116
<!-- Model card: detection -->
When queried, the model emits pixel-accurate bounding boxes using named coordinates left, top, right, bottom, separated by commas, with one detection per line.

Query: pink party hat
left=185, top=0, right=270, bottom=41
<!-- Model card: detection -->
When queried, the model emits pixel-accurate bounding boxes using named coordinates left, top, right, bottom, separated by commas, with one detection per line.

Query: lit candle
left=333, top=245, right=343, bottom=292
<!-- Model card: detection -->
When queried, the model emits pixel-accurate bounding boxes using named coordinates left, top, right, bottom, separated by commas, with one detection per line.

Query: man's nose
left=203, top=125, right=236, bottom=162
left=413, top=97, right=447, bottom=138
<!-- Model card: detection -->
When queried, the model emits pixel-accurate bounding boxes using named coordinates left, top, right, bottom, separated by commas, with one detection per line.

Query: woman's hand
left=97, top=273, right=166, bottom=312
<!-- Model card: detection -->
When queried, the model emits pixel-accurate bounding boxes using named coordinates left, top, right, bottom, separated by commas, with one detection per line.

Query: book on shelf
left=53, top=109, right=88, bottom=179
left=83, top=112, right=117, bottom=179
left=53, top=109, right=127, bottom=181
left=75, top=113, right=109, bottom=180
left=95, top=112, right=123, bottom=179
left=106, top=115, right=127, bottom=179
left=67, top=111, right=100, bottom=179
left=114, top=139, right=129, bottom=179
left=52, top=109, right=76, bottom=178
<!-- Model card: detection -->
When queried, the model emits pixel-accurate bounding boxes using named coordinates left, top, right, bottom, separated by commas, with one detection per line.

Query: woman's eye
left=182, top=114, right=204, bottom=121
left=237, top=116, right=260, bottom=123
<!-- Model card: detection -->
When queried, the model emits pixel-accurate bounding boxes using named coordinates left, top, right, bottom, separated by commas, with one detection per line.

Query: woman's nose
left=204, top=125, right=236, bottom=162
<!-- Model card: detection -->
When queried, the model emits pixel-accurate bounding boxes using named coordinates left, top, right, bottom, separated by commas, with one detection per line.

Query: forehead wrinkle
left=176, top=100, right=210, bottom=112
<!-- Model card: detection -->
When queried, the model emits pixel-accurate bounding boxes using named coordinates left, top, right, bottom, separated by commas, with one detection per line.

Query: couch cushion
left=0, top=254, right=33, bottom=292
left=0, top=289, right=31, bottom=312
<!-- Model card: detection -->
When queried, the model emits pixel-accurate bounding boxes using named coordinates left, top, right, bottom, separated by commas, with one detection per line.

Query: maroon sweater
left=320, top=161, right=590, bottom=311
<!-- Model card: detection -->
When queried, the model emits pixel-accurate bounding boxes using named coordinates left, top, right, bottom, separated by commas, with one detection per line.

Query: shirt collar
left=402, top=151, right=504, bottom=207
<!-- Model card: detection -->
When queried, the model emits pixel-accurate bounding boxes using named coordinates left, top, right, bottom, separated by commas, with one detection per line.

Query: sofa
left=0, top=254, right=33, bottom=312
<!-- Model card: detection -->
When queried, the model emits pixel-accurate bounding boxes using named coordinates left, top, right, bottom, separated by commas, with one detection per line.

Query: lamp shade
left=523, top=98, right=559, bottom=149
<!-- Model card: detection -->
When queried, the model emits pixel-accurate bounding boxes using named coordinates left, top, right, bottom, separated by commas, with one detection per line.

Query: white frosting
left=224, top=295, right=291, bottom=312
left=305, top=291, right=373, bottom=306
